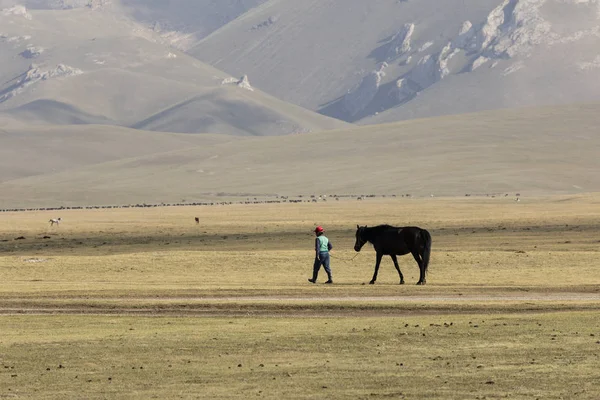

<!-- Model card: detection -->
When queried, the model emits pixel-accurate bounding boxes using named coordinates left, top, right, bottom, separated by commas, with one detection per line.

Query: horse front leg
left=370, top=253, right=383, bottom=284
left=390, top=255, right=405, bottom=284
left=411, top=251, right=425, bottom=285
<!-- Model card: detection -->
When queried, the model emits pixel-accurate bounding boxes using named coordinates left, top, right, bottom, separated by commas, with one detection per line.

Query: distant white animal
left=49, top=217, right=62, bottom=226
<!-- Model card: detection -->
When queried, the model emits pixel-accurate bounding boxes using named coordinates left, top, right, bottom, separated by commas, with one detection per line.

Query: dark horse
left=354, top=225, right=432, bottom=285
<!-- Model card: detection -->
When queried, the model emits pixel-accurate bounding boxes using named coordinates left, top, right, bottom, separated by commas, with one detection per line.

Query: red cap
left=315, top=226, right=324, bottom=233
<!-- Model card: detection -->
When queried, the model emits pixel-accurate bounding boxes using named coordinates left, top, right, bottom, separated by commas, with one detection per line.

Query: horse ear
left=357, top=224, right=360, bottom=229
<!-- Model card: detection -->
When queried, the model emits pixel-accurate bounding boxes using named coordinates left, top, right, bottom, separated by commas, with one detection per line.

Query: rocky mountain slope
left=0, top=1, right=348, bottom=135
left=191, top=0, right=600, bottom=123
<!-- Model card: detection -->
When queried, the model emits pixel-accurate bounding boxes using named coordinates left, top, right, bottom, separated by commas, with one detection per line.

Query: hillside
left=0, top=124, right=241, bottom=183
left=119, top=0, right=268, bottom=46
left=3, top=0, right=599, bottom=128
left=0, top=3, right=348, bottom=135
left=1, top=1, right=598, bottom=208
left=1, top=104, right=599, bottom=208
left=191, top=0, right=600, bottom=123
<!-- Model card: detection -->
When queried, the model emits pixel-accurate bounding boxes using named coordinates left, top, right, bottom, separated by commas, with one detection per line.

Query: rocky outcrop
left=343, top=62, right=387, bottom=116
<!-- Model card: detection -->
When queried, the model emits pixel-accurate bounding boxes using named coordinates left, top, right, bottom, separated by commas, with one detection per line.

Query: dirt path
left=141, top=293, right=600, bottom=301
left=1, top=292, right=599, bottom=316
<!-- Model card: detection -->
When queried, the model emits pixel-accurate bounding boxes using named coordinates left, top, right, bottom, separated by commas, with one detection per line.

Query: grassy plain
left=1, top=195, right=600, bottom=399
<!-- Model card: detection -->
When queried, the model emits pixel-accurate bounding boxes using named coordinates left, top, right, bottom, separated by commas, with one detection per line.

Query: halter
left=354, top=226, right=368, bottom=251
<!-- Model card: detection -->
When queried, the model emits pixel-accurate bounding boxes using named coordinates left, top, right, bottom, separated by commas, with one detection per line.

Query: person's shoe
left=308, top=278, right=316, bottom=283
left=325, top=280, right=333, bottom=284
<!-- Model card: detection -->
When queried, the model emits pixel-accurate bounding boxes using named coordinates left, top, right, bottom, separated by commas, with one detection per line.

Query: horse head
left=354, top=225, right=368, bottom=252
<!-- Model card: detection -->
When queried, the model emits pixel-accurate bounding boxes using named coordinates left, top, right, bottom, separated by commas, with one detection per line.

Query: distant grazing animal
left=49, top=218, right=62, bottom=226
left=354, top=224, right=431, bottom=285
left=195, top=217, right=200, bottom=224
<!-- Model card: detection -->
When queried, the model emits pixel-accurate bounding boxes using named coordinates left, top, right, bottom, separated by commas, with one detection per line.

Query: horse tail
left=420, top=229, right=432, bottom=275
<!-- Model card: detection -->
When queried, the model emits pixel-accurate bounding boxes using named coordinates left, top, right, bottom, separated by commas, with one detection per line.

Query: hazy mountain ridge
left=2, top=103, right=600, bottom=208
left=191, top=0, right=600, bottom=123
left=3, top=0, right=599, bottom=127
left=0, top=1, right=348, bottom=135
left=1, top=1, right=599, bottom=207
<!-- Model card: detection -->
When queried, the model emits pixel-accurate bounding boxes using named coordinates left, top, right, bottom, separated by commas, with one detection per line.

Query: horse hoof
left=416, top=281, right=424, bottom=285
left=369, top=281, right=375, bottom=285
left=399, top=281, right=405, bottom=285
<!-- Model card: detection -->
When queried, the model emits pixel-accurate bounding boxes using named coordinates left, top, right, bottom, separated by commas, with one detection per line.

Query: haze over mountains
left=193, top=0, right=600, bottom=123
left=0, top=0, right=347, bottom=135
left=3, top=0, right=600, bottom=127
left=1, top=0, right=599, bottom=207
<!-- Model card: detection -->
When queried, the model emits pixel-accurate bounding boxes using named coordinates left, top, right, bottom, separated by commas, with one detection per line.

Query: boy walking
left=308, top=226, right=333, bottom=284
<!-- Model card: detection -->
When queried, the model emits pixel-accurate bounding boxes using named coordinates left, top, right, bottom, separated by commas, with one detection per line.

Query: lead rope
left=330, top=252, right=361, bottom=264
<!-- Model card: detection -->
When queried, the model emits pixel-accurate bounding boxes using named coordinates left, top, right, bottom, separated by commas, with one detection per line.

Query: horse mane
left=363, top=224, right=397, bottom=234
left=369, top=224, right=397, bottom=230
left=359, top=224, right=395, bottom=242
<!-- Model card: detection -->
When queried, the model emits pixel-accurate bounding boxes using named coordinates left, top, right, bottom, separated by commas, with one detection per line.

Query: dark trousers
left=312, top=252, right=332, bottom=281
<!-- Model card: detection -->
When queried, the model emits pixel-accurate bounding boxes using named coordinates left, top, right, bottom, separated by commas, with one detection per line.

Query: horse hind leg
left=390, top=255, right=405, bottom=284
left=411, top=250, right=425, bottom=285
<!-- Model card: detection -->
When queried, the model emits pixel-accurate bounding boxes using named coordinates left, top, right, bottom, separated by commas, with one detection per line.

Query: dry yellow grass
left=2, top=313, right=600, bottom=399
left=2, top=194, right=600, bottom=292
left=1, top=195, right=600, bottom=398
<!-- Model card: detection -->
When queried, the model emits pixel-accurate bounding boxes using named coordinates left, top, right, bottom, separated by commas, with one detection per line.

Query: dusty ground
left=1, top=195, right=599, bottom=314
left=1, top=196, right=600, bottom=399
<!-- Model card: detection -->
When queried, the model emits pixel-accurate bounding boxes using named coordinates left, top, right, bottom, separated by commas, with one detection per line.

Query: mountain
left=119, top=0, right=268, bottom=47
left=190, top=0, right=600, bottom=123
left=3, top=0, right=599, bottom=128
left=2, top=103, right=599, bottom=208
left=0, top=2, right=348, bottom=135
left=1, top=1, right=599, bottom=208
